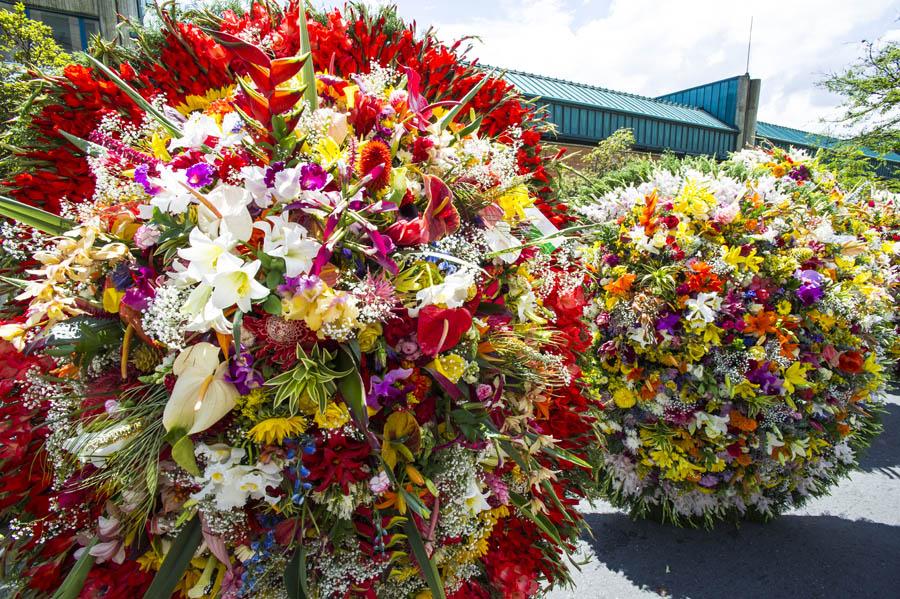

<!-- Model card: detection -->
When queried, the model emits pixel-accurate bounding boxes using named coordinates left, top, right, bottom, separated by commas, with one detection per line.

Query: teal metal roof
left=757, top=121, right=900, bottom=164
left=501, top=69, right=736, bottom=132
left=656, top=76, right=741, bottom=128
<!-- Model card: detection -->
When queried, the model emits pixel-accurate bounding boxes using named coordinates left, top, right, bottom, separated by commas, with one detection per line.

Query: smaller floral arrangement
left=577, top=147, right=897, bottom=524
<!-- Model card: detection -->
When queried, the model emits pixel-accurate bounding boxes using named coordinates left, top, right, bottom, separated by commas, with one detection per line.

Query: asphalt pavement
left=550, top=395, right=900, bottom=599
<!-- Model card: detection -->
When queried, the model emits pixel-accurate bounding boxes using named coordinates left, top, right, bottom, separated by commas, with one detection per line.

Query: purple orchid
left=656, top=312, right=681, bottom=333
left=134, top=164, right=161, bottom=195
left=121, top=266, right=156, bottom=311
left=185, top=163, right=215, bottom=188
left=747, top=362, right=783, bottom=395
left=299, top=163, right=329, bottom=191
left=225, top=351, right=264, bottom=395
left=367, top=367, right=413, bottom=409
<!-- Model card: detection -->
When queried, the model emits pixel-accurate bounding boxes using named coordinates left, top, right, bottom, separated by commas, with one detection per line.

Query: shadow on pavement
left=583, top=513, right=900, bottom=599
left=857, top=402, right=900, bottom=478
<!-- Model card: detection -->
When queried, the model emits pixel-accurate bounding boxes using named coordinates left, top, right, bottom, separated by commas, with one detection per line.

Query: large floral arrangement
left=0, top=3, right=594, bottom=597
left=577, top=147, right=897, bottom=525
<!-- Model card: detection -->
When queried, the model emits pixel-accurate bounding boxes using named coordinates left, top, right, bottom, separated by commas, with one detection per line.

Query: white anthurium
left=211, top=254, right=270, bottom=312
left=141, top=167, right=194, bottom=217
left=177, top=228, right=238, bottom=283
left=254, top=214, right=322, bottom=277
left=240, top=165, right=274, bottom=208
left=169, top=112, right=221, bottom=151
left=410, top=269, right=475, bottom=316
left=163, top=342, right=238, bottom=435
left=198, top=184, right=255, bottom=241
left=483, top=220, right=522, bottom=264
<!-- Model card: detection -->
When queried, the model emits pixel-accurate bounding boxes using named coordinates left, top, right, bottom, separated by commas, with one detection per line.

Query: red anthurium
left=416, top=305, right=472, bottom=357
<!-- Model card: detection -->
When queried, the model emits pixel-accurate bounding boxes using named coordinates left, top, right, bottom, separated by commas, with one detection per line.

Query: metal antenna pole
left=745, top=16, right=754, bottom=74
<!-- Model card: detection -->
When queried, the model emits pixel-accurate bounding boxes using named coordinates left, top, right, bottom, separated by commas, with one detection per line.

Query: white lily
left=198, top=184, right=254, bottom=241
left=254, top=214, right=321, bottom=277
left=177, top=228, right=238, bottom=283
left=181, top=282, right=231, bottom=333
left=211, top=254, right=269, bottom=312
left=163, top=342, right=238, bottom=435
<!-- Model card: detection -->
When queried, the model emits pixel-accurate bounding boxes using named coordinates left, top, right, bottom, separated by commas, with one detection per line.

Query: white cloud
left=384, top=0, right=898, bottom=134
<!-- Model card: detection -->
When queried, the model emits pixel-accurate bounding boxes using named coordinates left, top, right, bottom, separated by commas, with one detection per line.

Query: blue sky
left=313, top=0, right=899, bottom=135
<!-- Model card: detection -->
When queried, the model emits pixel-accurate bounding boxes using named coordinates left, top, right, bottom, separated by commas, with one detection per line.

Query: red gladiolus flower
left=416, top=305, right=473, bottom=357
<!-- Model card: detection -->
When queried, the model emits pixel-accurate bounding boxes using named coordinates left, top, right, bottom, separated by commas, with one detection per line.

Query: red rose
left=838, top=351, right=865, bottom=374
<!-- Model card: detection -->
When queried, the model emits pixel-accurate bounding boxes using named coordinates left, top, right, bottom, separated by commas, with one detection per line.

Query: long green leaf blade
left=84, top=55, right=181, bottom=136
left=336, top=345, right=368, bottom=431
left=403, top=518, right=446, bottom=599
left=438, top=73, right=491, bottom=131
left=298, top=1, right=318, bottom=112
left=51, top=539, right=97, bottom=599
left=142, top=515, right=202, bottom=599
left=0, top=195, right=74, bottom=234
left=284, top=544, right=310, bottom=599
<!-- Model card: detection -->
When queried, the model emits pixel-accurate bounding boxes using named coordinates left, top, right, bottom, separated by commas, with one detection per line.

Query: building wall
left=2, top=1, right=144, bottom=50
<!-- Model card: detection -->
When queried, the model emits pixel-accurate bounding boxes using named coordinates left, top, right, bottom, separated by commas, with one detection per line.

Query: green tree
left=0, top=2, right=70, bottom=177
left=821, top=37, right=899, bottom=156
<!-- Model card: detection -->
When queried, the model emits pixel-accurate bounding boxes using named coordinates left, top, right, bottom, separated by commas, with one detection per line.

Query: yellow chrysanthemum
left=248, top=416, right=308, bottom=445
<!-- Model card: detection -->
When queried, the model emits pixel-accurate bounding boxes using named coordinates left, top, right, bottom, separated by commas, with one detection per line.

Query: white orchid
left=190, top=443, right=282, bottom=511
left=273, top=165, right=303, bottom=202
left=198, top=184, right=255, bottom=241
left=141, top=167, right=194, bottom=216
left=240, top=165, right=274, bottom=208
left=411, top=269, right=475, bottom=316
left=163, top=342, right=238, bottom=435
left=254, top=214, right=321, bottom=277
left=211, top=254, right=270, bottom=312
left=177, top=228, right=238, bottom=283
left=463, top=476, right=492, bottom=516
left=169, top=112, right=221, bottom=151
left=684, top=291, right=722, bottom=323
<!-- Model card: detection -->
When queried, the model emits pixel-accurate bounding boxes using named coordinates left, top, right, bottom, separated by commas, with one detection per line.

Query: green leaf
left=336, top=345, right=368, bottom=430
left=510, top=492, right=562, bottom=544
left=51, top=539, right=97, bottom=599
left=170, top=434, right=200, bottom=477
left=142, top=515, right=202, bottom=599
left=403, top=518, right=446, bottom=599
left=0, top=194, right=74, bottom=235
left=297, top=1, right=318, bottom=112
left=84, top=55, right=180, bottom=136
left=437, top=74, right=490, bottom=132
left=284, top=544, right=310, bottom=599
left=262, top=294, right=283, bottom=315
left=58, top=129, right=107, bottom=158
